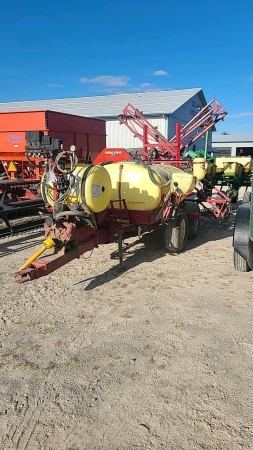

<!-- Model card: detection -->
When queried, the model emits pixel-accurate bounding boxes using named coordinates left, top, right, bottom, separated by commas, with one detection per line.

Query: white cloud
left=140, top=82, right=152, bottom=88
left=126, top=83, right=158, bottom=93
left=80, top=75, right=130, bottom=87
left=48, top=83, right=63, bottom=88
left=227, top=112, right=253, bottom=118
left=80, top=79, right=159, bottom=95
left=154, top=70, right=169, bottom=76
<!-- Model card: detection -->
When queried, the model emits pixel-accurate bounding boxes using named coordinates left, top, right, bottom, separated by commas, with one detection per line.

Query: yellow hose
left=18, top=237, right=55, bottom=271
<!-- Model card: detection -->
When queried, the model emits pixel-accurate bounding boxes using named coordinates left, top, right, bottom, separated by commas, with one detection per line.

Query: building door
left=236, top=147, right=253, bottom=156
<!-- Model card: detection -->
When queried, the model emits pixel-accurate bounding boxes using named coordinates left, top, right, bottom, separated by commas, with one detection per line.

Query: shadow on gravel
left=0, top=231, right=43, bottom=257
left=76, top=212, right=236, bottom=291
left=75, top=228, right=167, bottom=291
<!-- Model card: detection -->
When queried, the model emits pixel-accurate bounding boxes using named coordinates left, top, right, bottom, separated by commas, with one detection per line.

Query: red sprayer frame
left=118, top=99, right=227, bottom=160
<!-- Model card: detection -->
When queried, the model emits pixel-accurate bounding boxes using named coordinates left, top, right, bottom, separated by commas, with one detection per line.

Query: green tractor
left=233, top=180, right=253, bottom=272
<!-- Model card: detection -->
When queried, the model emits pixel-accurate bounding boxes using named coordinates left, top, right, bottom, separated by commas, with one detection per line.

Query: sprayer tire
left=164, top=209, right=188, bottom=253
left=182, top=201, right=200, bottom=239
left=234, top=249, right=250, bottom=272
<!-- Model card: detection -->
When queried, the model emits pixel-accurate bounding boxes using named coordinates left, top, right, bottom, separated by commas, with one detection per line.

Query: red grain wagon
left=0, top=109, right=106, bottom=179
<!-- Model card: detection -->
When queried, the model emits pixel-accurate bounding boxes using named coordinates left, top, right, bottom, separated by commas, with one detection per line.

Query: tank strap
left=118, top=165, right=123, bottom=209
left=81, top=165, right=95, bottom=205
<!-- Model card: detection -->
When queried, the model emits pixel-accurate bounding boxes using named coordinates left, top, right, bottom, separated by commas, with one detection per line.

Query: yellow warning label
left=7, top=161, right=17, bottom=172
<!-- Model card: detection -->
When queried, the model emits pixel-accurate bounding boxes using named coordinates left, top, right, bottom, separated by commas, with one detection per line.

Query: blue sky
left=1, top=0, right=253, bottom=134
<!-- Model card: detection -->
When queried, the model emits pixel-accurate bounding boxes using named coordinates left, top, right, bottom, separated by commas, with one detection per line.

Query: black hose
left=54, top=209, right=97, bottom=229
left=42, top=173, right=74, bottom=192
left=133, top=159, right=171, bottom=188
left=80, top=165, right=95, bottom=205
left=25, top=152, right=41, bottom=169
left=99, top=161, right=114, bottom=166
left=147, top=165, right=171, bottom=188
left=54, top=151, right=78, bottom=174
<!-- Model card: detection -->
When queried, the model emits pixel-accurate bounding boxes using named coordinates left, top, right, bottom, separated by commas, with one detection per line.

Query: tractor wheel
left=234, top=249, right=250, bottom=272
left=164, top=209, right=188, bottom=253
left=183, top=201, right=200, bottom=239
left=242, top=190, right=251, bottom=204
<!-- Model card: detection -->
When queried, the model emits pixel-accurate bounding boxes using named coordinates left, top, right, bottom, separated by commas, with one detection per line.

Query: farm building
left=0, top=88, right=212, bottom=151
left=212, top=134, right=253, bottom=157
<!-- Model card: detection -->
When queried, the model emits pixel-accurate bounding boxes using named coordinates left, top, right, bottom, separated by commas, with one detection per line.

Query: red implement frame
left=15, top=226, right=110, bottom=283
left=169, top=98, right=227, bottom=151
left=14, top=207, right=155, bottom=283
left=118, top=99, right=227, bottom=159
left=118, top=104, right=180, bottom=159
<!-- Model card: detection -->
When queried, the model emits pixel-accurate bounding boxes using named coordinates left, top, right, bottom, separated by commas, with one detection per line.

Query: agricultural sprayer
left=15, top=99, right=251, bottom=282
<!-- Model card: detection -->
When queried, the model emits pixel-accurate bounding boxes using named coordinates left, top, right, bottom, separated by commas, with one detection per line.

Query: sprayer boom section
left=118, top=99, right=227, bottom=160
left=118, top=103, right=179, bottom=159
left=170, top=99, right=227, bottom=151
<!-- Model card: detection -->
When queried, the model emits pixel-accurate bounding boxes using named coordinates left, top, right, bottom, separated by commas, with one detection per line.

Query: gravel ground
left=0, top=190, right=253, bottom=450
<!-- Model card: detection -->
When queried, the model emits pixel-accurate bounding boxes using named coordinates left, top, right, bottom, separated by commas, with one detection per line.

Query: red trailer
left=0, top=110, right=106, bottom=179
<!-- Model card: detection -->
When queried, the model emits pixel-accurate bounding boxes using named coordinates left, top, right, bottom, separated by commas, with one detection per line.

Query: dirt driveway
left=0, top=193, right=253, bottom=449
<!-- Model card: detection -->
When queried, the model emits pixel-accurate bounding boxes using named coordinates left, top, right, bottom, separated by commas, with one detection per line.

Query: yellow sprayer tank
left=41, top=164, right=112, bottom=213
left=192, top=158, right=207, bottom=181
left=192, top=157, right=217, bottom=181
left=103, top=161, right=196, bottom=211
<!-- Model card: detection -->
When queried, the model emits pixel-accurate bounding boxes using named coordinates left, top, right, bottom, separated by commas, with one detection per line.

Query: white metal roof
left=0, top=88, right=205, bottom=118
left=212, top=135, right=253, bottom=143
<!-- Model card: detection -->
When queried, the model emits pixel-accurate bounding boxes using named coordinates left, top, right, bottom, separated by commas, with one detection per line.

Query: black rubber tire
left=242, top=190, right=251, bottom=204
left=164, top=209, right=188, bottom=253
left=183, top=201, right=200, bottom=239
left=234, top=249, right=250, bottom=272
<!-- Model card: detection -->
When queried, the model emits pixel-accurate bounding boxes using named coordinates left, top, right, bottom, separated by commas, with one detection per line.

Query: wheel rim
left=179, top=218, right=186, bottom=244
left=191, top=219, right=199, bottom=233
